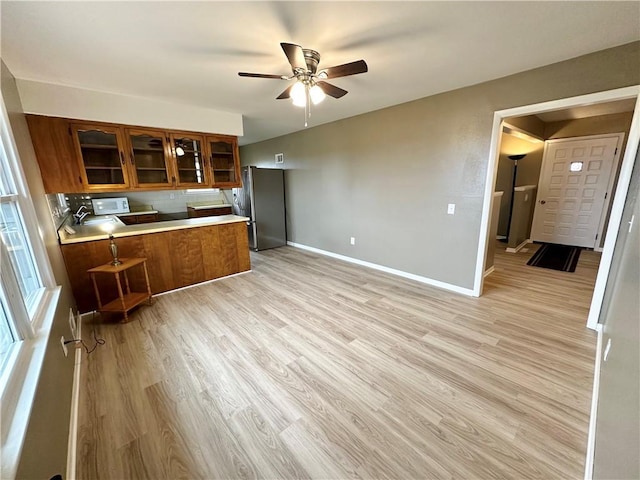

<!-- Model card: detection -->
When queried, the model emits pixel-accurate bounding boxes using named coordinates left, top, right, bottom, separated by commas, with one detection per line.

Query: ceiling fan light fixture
left=309, top=84, right=326, bottom=105
left=291, top=81, right=306, bottom=107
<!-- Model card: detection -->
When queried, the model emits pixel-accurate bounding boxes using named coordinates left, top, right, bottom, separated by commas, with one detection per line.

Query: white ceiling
left=2, top=1, right=639, bottom=145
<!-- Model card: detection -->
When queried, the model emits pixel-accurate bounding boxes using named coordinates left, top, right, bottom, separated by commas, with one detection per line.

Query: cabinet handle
left=120, top=151, right=125, bottom=165
left=78, top=176, right=82, bottom=184
left=130, top=151, right=135, bottom=165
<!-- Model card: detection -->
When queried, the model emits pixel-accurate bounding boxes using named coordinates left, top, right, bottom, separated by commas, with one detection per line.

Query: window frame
left=0, top=89, right=62, bottom=479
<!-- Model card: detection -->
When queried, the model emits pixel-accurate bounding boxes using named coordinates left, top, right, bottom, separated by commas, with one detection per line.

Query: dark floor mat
left=526, top=243, right=582, bottom=272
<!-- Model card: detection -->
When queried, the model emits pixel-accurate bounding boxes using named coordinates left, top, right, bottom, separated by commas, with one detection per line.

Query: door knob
left=540, top=200, right=546, bottom=205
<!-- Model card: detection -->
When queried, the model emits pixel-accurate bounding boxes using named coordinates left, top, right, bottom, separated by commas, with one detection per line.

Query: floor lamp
left=506, top=154, right=526, bottom=242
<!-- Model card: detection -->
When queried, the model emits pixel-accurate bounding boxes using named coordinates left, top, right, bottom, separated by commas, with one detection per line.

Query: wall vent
left=275, top=153, right=284, bottom=164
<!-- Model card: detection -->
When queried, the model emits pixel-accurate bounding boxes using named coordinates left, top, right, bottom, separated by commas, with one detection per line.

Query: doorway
left=475, top=86, right=640, bottom=330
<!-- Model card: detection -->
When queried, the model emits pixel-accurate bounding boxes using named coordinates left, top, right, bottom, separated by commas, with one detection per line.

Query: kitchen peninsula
left=60, top=214, right=250, bottom=313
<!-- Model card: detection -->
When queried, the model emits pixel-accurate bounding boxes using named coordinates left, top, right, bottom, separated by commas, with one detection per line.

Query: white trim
left=596, top=134, right=624, bottom=249
left=585, top=323, right=604, bottom=480
left=287, top=241, right=475, bottom=296
left=474, top=85, right=640, bottom=330
left=483, top=266, right=495, bottom=277
left=513, top=185, right=537, bottom=192
left=502, top=122, right=545, bottom=143
left=474, top=110, right=504, bottom=296
left=0, top=287, right=61, bottom=480
left=66, top=311, right=83, bottom=480
left=153, top=270, right=252, bottom=297
left=588, top=94, right=640, bottom=329
left=0, top=97, right=56, bottom=289
left=505, top=239, right=531, bottom=253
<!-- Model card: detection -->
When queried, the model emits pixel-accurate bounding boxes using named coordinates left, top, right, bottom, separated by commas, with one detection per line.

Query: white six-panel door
left=531, top=136, right=619, bottom=248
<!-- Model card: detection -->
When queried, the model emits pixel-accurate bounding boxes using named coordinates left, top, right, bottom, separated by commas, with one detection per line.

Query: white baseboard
left=505, top=239, right=531, bottom=253
left=584, top=323, right=604, bottom=480
left=66, top=311, right=88, bottom=480
left=484, top=266, right=495, bottom=277
left=286, top=241, right=475, bottom=296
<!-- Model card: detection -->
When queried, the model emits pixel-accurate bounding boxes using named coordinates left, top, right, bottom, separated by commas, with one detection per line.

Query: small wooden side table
left=88, top=257, right=153, bottom=322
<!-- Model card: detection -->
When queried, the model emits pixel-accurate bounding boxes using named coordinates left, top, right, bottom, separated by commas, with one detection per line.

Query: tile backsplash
left=63, top=189, right=232, bottom=215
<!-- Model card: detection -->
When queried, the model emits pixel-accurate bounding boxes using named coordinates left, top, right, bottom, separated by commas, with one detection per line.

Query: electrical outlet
left=169, top=193, right=176, bottom=200
left=60, top=336, right=68, bottom=357
left=275, top=153, right=284, bottom=164
left=447, top=204, right=456, bottom=215
left=350, top=237, right=356, bottom=245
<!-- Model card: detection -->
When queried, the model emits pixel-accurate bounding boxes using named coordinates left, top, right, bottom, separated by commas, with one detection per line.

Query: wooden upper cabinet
left=27, top=115, right=241, bottom=192
left=71, top=123, right=132, bottom=190
left=206, top=135, right=241, bottom=188
left=25, top=115, right=84, bottom=193
left=169, top=132, right=209, bottom=188
left=125, top=128, right=173, bottom=189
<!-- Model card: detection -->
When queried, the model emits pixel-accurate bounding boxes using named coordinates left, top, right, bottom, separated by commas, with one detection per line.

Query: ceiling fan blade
left=321, top=60, right=368, bottom=79
left=281, top=42, right=307, bottom=71
left=317, top=81, right=348, bottom=99
left=276, top=85, right=294, bottom=100
left=238, top=72, right=288, bottom=79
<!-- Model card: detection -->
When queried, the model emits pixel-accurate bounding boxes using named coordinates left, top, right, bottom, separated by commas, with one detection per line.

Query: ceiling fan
left=238, top=42, right=368, bottom=124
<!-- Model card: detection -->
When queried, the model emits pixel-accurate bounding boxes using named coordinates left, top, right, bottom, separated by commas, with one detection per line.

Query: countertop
left=59, top=214, right=250, bottom=245
left=116, top=209, right=159, bottom=217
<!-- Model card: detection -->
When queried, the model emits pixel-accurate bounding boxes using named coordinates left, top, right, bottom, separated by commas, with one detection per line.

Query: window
left=0, top=299, right=14, bottom=371
left=0, top=89, right=59, bottom=480
left=0, top=113, right=45, bottom=371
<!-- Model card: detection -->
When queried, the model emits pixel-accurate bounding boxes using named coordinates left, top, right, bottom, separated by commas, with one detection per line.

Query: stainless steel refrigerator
left=232, top=166, right=286, bottom=251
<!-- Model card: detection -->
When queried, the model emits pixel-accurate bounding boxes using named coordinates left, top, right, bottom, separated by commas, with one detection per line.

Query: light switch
left=447, top=204, right=456, bottom=215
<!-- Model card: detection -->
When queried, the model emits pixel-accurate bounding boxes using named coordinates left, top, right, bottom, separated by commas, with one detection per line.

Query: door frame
left=531, top=133, right=625, bottom=250
left=473, top=85, right=640, bottom=330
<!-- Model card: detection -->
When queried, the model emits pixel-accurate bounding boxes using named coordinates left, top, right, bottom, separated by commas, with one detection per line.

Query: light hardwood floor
left=77, top=242, right=600, bottom=479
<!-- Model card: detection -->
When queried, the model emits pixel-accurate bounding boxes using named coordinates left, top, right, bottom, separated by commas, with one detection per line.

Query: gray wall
left=241, top=42, right=640, bottom=289
left=593, top=146, right=640, bottom=479
left=545, top=111, right=633, bottom=140
left=508, top=187, right=537, bottom=249
left=495, top=134, right=544, bottom=237
left=1, top=61, right=77, bottom=479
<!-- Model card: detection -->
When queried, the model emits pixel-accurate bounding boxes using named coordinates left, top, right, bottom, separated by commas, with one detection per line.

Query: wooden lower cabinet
left=118, top=213, right=159, bottom=225
left=187, top=206, right=233, bottom=218
left=61, top=222, right=250, bottom=313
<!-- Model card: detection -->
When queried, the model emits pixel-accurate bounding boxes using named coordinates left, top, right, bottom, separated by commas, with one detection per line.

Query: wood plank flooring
left=77, top=242, right=599, bottom=479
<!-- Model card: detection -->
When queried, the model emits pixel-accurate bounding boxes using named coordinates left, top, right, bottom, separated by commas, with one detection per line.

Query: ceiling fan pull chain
left=305, top=84, right=309, bottom=127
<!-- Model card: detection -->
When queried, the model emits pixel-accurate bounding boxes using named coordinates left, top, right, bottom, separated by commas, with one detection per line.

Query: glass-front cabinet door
left=71, top=123, right=130, bottom=189
left=126, top=128, right=173, bottom=188
left=170, top=133, right=209, bottom=187
left=206, top=135, right=241, bottom=187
